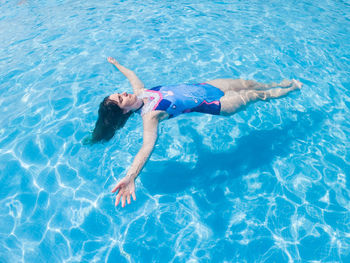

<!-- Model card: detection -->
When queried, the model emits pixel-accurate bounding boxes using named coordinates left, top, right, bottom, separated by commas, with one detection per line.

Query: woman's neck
left=134, top=98, right=144, bottom=112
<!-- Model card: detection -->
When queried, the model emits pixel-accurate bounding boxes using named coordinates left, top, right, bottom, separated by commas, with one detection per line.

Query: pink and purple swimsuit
left=138, top=83, right=224, bottom=118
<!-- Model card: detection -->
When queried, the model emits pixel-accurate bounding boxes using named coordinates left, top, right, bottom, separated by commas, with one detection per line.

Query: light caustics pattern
left=0, top=0, right=349, bottom=262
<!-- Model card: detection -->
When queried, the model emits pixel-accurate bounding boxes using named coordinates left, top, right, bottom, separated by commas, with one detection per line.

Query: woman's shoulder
left=134, top=88, right=145, bottom=97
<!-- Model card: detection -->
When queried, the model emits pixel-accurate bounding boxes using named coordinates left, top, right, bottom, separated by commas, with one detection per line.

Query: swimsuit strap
left=137, top=90, right=162, bottom=116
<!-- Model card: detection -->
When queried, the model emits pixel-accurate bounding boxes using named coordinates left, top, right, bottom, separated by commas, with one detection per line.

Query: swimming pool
left=1, top=0, right=349, bottom=261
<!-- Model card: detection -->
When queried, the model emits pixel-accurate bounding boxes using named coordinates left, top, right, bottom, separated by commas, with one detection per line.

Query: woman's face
left=108, top=92, right=139, bottom=112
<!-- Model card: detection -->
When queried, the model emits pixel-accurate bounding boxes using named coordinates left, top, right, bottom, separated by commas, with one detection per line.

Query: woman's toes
left=292, top=79, right=303, bottom=89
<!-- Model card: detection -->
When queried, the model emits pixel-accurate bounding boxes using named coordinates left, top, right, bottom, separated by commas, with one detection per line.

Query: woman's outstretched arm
left=107, top=57, right=144, bottom=96
left=111, top=113, right=159, bottom=207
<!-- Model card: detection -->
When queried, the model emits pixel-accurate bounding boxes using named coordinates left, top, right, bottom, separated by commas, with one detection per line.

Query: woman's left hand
left=111, top=175, right=136, bottom=207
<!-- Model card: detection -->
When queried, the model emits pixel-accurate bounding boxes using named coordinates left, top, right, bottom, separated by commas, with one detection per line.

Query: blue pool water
left=1, top=0, right=350, bottom=262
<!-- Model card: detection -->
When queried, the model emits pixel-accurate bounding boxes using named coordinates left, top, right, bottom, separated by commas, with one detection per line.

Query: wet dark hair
left=91, top=96, right=133, bottom=143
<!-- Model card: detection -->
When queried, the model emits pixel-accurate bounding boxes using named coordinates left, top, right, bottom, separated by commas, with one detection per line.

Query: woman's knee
left=244, top=90, right=268, bottom=102
left=244, top=80, right=257, bottom=88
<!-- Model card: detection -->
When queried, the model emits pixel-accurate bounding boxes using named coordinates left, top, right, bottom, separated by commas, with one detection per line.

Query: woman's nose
left=122, top=92, right=127, bottom=96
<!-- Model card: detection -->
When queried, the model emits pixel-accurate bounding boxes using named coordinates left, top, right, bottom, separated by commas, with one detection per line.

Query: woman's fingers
left=107, top=57, right=118, bottom=64
left=115, top=193, right=122, bottom=207
left=111, top=182, right=122, bottom=193
left=121, top=195, right=126, bottom=208
left=112, top=178, right=136, bottom=208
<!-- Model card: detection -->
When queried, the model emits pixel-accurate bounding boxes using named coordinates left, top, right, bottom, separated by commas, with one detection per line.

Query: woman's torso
left=138, top=83, right=224, bottom=119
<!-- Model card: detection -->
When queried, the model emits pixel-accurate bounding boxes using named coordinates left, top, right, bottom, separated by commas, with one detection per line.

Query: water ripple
left=1, top=0, right=350, bottom=262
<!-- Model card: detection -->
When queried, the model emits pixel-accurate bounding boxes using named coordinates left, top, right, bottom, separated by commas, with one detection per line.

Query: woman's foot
left=279, top=79, right=293, bottom=88
left=292, top=79, right=303, bottom=90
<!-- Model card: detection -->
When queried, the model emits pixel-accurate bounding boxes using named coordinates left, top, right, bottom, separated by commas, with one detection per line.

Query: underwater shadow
left=142, top=110, right=325, bottom=194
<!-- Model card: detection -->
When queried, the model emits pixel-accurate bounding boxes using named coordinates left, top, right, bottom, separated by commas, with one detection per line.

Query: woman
left=93, top=57, right=302, bottom=208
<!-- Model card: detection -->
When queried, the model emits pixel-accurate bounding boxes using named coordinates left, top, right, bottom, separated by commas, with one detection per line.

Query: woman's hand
left=107, top=56, right=119, bottom=65
left=111, top=175, right=136, bottom=207
left=107, top=56, right=145, bottom=95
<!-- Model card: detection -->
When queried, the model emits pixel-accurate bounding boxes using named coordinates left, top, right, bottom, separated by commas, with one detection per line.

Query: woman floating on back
left=92, top=57, right=302, bottom=207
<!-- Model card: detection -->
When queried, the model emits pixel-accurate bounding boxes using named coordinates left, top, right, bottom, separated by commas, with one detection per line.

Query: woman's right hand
left=107, top=56, right=119, bottom=65
left=111, top=175, right=136, bottom=207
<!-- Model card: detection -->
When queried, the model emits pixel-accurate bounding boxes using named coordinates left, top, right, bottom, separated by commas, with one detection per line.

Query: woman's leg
left=220, top=82, right=302, bottom=116
left=244, top=79, right=295, bottom=90
left=207, top=79, right=296, bottom=93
